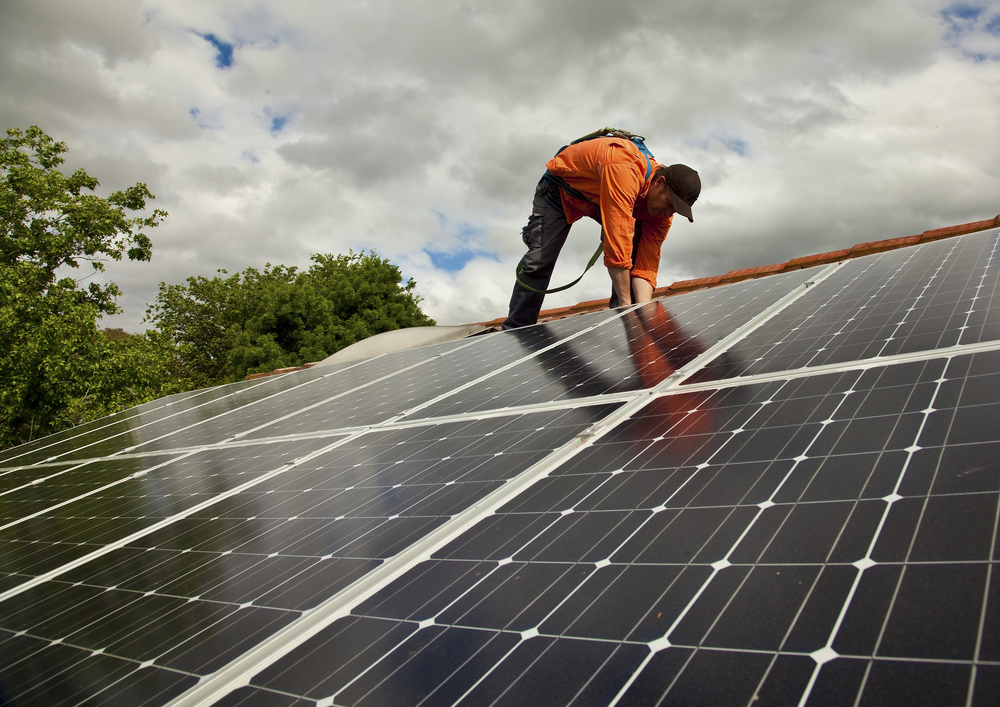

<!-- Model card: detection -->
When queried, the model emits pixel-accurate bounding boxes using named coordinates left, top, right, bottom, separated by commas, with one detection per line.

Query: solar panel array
left=2, top=228, right=999, bottom=707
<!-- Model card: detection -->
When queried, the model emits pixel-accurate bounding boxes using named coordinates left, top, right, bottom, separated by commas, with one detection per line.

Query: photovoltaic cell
left=1, top=230, right=999, bottom=706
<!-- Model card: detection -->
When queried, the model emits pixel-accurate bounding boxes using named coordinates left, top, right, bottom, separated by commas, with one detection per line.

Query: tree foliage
left=1, top=126, right=438, bottom=450
left=1, top=126, right=171, bottom=448
left=1, top=126, right=164, bottom=314
left=147, top=251, right=436, bottom=385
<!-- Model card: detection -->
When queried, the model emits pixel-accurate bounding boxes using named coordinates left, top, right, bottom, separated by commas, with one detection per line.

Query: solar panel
left=690, top=228, right=1000, bottom=382
left=1, top=229, right=998, bottom=706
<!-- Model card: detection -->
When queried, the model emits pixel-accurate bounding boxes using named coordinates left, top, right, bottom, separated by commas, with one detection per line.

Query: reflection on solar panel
left=2, top=228, right=999, bottom=706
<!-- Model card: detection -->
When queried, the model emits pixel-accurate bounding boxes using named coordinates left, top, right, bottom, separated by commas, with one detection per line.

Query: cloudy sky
left=2, top=0, right=999, bottom=332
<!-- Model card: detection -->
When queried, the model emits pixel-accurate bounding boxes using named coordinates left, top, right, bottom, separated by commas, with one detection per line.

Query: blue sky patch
left=945, top=3, right=984, bottom=21
left=201, top=33, right=234, bottom=68
left=426, top=212, right=497, bottom=271
left=683, top=130, right=751, bottom=157
left=270, top=114, right=289, bottom=134
left=939, top=4, right=1000, bottom=61
left=424, top=248, right=493, bottom=272
left=719, top=137, right=749, bottom=157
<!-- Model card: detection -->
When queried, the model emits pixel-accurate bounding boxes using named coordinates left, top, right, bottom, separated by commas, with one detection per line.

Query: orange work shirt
left=546, top=137, right=673, bottom=288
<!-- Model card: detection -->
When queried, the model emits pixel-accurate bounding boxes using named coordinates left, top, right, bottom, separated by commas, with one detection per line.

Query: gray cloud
left=277, top=85, right=448, bottom=186
left=1, top=0, right=998, bottom=334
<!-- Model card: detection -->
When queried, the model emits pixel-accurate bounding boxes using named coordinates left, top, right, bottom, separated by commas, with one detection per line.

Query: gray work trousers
left=502, top=183, right=572, bottom=329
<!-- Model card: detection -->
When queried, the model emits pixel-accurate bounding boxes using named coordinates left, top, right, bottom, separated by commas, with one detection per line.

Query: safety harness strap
left=515, top=240, right=605, bottom=294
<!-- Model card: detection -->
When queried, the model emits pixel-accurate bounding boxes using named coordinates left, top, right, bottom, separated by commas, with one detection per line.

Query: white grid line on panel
left=673, top=337, right=1000, bottom=397
left=4, top=391, right=636, bottom=477
left=0, top=459, right=99, bottom=498
left=0, top=438, right=351, bottom=530
left=960, top=233, right=999, bottom=349
left=218, top=337, right=497, bottom=444
left=0, top=460, right=81, bottom=475
left=2, top=436, right=349, bottom=472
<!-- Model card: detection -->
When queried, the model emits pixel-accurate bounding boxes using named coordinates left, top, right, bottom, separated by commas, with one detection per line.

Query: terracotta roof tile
left=849, top=235, right=922, bottom=256
left=566, top=297, right=607, bottom=313
left=785, top=248, right=853, bottom=269
left=719, top=262, right=787, bottom=284
left=668, top=275, right=724, bottom=290
left=920, top=217, right=1000, bottom=242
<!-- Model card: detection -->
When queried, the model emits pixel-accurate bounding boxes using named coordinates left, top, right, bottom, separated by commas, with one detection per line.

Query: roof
left=3, top=213, right=1000, bottom=706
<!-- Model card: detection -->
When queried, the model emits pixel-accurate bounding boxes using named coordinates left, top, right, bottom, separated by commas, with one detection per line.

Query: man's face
left=646, top=177, right=675, bottom=217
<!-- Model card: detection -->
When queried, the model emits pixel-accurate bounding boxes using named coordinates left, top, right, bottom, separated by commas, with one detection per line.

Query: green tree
left=1, top=126, right=169, bottom=448
left=146, top=264, right=300, bottom=387
left=147, top=251, right=436, bottom=384
left=303, top=251, right=437, bottom=349
left=72, top=329, right=190, bottom=423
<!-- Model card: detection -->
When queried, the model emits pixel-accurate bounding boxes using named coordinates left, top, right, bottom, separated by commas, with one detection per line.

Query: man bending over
left=502, top=134, right=700, bottom=330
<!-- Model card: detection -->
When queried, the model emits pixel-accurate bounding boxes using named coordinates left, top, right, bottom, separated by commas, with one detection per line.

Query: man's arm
left=632, top=275, right=653, bottom=302
left=608, top=267, right=654, bottom=306
left=609, top=267, right=633, bottom=306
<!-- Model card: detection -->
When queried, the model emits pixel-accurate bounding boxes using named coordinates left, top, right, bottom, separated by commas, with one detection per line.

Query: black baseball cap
left=664, top=164, right=700, bottom=222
